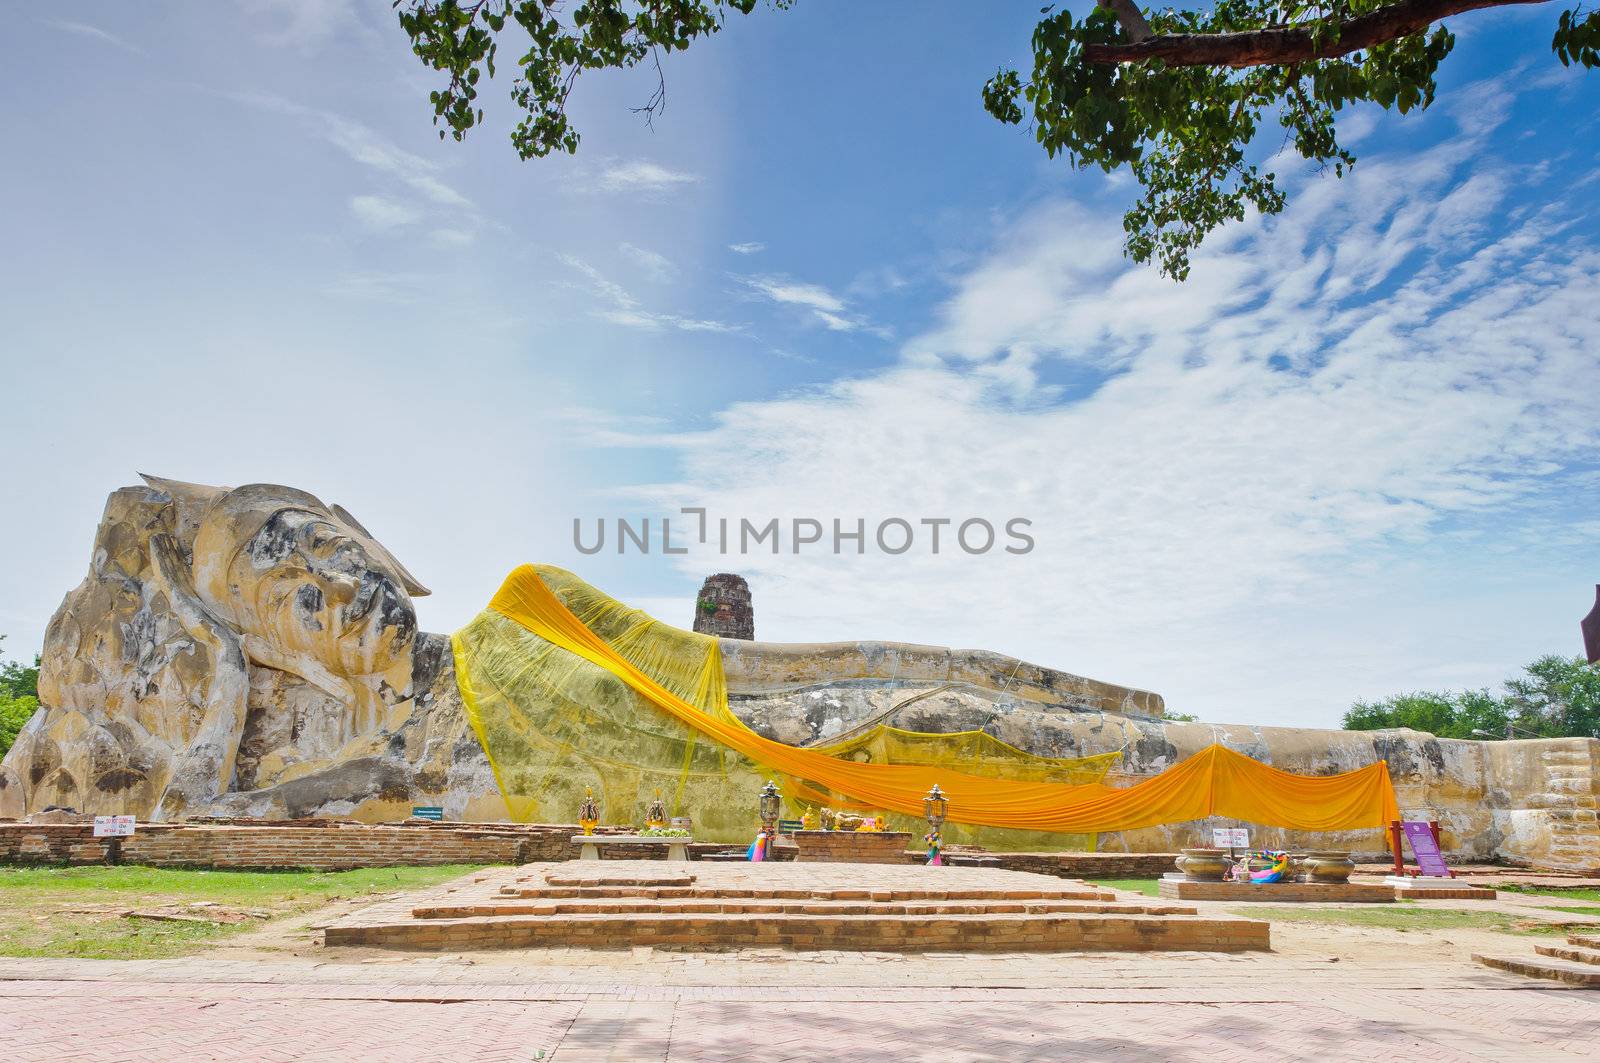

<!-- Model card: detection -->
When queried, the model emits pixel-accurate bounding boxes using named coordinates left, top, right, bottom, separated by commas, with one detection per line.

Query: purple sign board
left=1402, top=821, right=1452, bottom=877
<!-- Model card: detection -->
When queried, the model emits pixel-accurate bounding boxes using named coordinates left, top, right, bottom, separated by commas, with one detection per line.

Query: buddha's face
left=191, top=486, right=420, bottom=683
left=232, top=508, right=416, bottom=678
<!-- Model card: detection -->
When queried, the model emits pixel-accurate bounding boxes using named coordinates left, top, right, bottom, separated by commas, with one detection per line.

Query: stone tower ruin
left=694, top=573, right=754, bottom=640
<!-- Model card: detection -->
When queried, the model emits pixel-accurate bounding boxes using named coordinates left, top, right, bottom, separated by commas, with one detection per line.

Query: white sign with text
left=92, top=815, right=136, bottom=838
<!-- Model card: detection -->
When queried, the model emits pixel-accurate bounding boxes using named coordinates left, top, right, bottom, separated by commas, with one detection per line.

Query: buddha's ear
left=330, top=502, right=431, bottom=597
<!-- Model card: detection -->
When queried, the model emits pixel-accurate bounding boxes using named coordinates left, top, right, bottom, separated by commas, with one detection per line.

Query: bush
left=1343, top=656, right=1600, bottom=740
left=0, top=692, right=38, bottom=757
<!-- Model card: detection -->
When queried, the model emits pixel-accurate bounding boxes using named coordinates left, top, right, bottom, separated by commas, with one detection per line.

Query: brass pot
left=1301, top=850, right=1355, bottom=884
left=1175, top=847, right=1231, bottom=882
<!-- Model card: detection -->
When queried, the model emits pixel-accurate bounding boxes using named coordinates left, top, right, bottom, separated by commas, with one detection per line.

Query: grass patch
left=1088, top=878, right=1161, bottom=897
left=1533, top=904, right=1600, bottom=917
left=1497, top=884, right=1600, bottom=903
left=0, top=864, right=480, bottom=959
left=1230, top=904, right=1595, bottom=937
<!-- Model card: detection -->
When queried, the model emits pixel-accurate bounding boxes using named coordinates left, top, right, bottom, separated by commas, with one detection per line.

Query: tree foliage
left=0, top=635, right=41, bottom=758
left=1343, top=655, right=1600, bottom=740
left=394, top=0, right=1598, bottom=281
left=395, top=0, right=790, bottom=160
left=982, top=3, right=1453, bottom=279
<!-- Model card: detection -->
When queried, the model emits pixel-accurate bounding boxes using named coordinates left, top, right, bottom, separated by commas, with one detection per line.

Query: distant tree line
left=1343, top=655, right=1600, bottom=740
left=0, top=635, right=40, bottom=758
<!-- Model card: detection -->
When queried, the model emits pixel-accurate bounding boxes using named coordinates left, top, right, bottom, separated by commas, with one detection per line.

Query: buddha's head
left=150, top=476, right=429, bottom=685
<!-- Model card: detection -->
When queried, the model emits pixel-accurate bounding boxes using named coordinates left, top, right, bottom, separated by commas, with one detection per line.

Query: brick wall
left=0, top=822, right=580, bottom=870
left=0, top=821, right=1182, bottom=874
left=992, top=852, right=1179, bottom=878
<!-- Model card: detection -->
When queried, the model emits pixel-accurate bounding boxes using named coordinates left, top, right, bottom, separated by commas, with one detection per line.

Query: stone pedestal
left=790, top=830, right=913, bottom=864
left=570, top=835, right=691, bottom=861
left=1383, top=875, right=1496, bottom=899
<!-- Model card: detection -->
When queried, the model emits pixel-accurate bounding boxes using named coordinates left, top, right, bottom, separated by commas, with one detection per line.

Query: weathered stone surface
left=3, top=476, right=1597, bottom=872
left=726, top=677, right=1600, bottom=867
left=692, top=573, right=753, bottom=640
left=0, top=477, right=499, bottom=824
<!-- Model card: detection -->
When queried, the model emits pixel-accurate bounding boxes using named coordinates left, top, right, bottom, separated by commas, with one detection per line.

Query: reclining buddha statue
left=1, top=475, right=1593, bottom=870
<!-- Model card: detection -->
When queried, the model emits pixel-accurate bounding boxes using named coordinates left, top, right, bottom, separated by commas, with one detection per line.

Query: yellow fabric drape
left=470, top=564, right=1399, bottom=835
left=451, top=565, right=1116, bottom=846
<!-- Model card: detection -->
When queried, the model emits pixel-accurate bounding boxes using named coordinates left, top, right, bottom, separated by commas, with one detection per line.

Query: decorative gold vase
left=1175, top=847, right=1231, bottom=882
left=578, top=786, right=599, bottom=836
left=1300, top=850, right=1355, bottom=884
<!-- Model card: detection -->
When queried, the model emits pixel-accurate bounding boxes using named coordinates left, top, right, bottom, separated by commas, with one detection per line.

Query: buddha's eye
left=294, top=583, right=325, bottom=617
left=305, top=529, right=339, bottom=560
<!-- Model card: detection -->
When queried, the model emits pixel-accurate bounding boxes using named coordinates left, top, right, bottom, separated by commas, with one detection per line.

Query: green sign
left=411, top=806, right=444, bottom=821
left=778, top=819, right=804, bottom=831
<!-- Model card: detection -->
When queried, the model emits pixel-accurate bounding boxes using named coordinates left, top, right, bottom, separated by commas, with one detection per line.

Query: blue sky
left=3, top=2, right=1597, bottom=727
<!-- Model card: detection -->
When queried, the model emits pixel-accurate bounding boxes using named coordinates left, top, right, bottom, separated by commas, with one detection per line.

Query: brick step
left=1568, top=934, right=1600, bottom=949
left=1535, top=943, right=1600, bottom=966
left=541, top=874, right=695, bottom=887
left=1473, top=953, right=1600, bottom=987
left=495, top=885, right=1113, bottom=902
left=413, top=899, right=1197, bottom=919
left=326, top=910, right=1270, bottom=953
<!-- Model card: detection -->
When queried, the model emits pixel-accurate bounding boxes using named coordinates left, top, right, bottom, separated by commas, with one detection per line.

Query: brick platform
left=1158, top=878, right=1397, bottom=903
left=789, top=830, right=913, bottom=863
left=1386, top=877, right=1498, bottom=900
left=323, top=861, right=1270, bottom=953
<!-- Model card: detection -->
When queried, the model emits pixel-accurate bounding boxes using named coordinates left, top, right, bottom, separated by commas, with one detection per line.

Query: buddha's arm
left=148, top=533, right=250, bottom=819
left=714, top=638, right=1165, bottom=718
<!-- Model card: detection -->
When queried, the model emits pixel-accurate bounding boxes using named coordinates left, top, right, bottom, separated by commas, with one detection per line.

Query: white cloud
left=729, top=242, right=766, bottom=255
left=232, top=92, right=474, bottom=211
left=321, top=271, right=426, bottom=301
left=563, top=256, right=740, bottom=334
left=741, top=275, right=877, bottom=332
left=597, top=160, right=700, bottom=194
left=243, top=0, right=363, bottom=51
left=1447, top=77, right=1517, bottom=138
left=620, top=243, right=676, bottom=282
left=744, top=277, right=845, bottom=313
left=429, top=227, right=475, bottom=248
left=39, top=19, right=142, bottom=53
left=607, top=134, right=1600, bottom=728
left=349, top=194, right=421, bottom=231
left=320, top=115, right=471, bottom=208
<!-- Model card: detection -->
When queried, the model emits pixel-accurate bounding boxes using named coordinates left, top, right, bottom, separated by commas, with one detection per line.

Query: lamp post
left=923, top=783, right=948, bottom=866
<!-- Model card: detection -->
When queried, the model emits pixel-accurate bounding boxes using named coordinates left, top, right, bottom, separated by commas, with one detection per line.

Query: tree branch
left=1084, top=0, right=1547, bottom=68
left=1102, top=0, right=1155, bottom=43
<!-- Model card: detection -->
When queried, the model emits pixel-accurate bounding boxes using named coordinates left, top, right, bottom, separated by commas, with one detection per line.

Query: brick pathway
left=1, top=956, right=1596, bottom=1061
left=5, top=864, right=1598, bottom=1061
